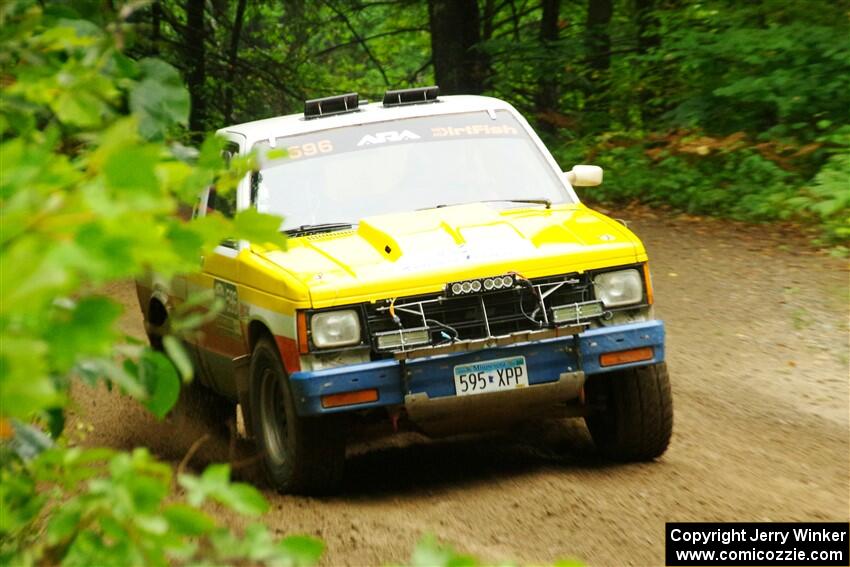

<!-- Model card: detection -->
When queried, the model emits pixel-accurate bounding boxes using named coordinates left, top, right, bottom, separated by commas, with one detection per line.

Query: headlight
left=593, top=269, right=643, bottom=307
left=311, top=310, right=361, bottom=348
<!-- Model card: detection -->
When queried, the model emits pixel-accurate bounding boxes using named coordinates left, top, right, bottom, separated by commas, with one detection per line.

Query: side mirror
left=564, top=165, right=603, bottom=187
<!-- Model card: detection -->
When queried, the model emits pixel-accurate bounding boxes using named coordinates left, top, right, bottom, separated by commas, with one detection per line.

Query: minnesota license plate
left=453, top=356, right=529, bottom=397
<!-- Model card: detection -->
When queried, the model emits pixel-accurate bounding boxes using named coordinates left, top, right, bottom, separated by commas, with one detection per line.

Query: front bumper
left=289, top=320, right=665, bottom=417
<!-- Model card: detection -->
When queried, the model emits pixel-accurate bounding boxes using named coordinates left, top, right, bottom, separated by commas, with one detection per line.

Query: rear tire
left=145, top=299, right=168, bottom=352
left=584, top=362, right=673, bottom=461
left=248, top=337, right=346, bottom=494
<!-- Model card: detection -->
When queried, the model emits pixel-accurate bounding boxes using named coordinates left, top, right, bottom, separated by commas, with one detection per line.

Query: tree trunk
left=184, top=0, right=206, bottom=136
left=224, top=0, right=248, bottom=124
left=507, top=0, right=521, bottom=41
left=151, top=1, right=161, bottom=56
left=427, top=0, right=486, bottom=94
left=635, top=0, right=660, bottom=54
left=286, top=0, right=308, bottom=51
left=586, top=0, right=613, bottom=73
left=584, top=0, right=613, bottom=128
left=635, top=0, right=660, bottom=123
left=482, top=0, right=496, bottom=40
left=535, top=0, right=561, bottom=134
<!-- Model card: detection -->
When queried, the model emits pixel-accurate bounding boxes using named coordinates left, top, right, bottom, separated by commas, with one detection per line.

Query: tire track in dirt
left=70, top=209, right=850, bottom=566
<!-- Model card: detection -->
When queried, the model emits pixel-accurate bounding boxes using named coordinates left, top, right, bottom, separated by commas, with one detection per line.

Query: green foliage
left=0, top=444, right=323, bottom=566
left=408, top=535, right=481, bottom=567
left=800, top=153, right=850, bottom=243
left=660, top=20, right=850, bottom=142
left=790, top=127, right=850, bottom=243
left=131, top=58, right=192, bottom=140
left=1, top=0, right=847, bottom=562
left=402, top=536, right=584, bottom=567
left=614, top=4, right=849, bottom=243
left=179, top=464, right=268, bottom=516
left=561, top=139, right=793, bottom=215
left=0, top=0, right=286, bottom=426
left=556, top=127, right=849, bottom=244
left=119, top=0, right=849, bottom=242
left=477, top=0, right=849, bottom=244
left=0, top=2, right=307, bottom=565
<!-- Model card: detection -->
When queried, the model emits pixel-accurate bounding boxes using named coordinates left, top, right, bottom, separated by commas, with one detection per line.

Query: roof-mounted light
left=304, top=93, right=359, bottom=119
left=382, top=86, right=439, bottom=107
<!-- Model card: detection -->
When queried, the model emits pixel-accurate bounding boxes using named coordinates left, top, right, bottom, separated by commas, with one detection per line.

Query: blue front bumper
left=289, top=320, right=665, bottom=416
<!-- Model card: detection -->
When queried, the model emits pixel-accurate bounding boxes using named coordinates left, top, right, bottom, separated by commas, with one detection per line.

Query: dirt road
left=71, top=208, right=850, bottom=566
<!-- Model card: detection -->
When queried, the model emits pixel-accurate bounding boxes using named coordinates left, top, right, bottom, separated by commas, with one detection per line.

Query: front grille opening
left=366, top=272, right=595, bottom=353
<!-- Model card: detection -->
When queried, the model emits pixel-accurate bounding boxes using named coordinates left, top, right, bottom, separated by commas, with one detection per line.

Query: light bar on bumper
left=551, top=300, right=604, bottom=324
left=374, top=327, right=431, bottom=350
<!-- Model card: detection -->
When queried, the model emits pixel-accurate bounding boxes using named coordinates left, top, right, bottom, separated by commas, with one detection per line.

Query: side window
left=205, top=142, right=241, bottom=219
left=176, top=200, right=194, bottom=221
left=207, top=188, right=236, bottom=218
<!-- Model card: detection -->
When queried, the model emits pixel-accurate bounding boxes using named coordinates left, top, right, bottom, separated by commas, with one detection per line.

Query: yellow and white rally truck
left=137, top=87, right=673, bottom=494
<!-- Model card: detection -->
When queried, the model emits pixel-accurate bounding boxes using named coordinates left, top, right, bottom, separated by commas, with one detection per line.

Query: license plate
left=453, top=355, right=529, bottom=397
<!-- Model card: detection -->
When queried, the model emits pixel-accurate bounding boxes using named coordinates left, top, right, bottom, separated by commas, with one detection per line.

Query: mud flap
left=233, top=354, right=253, bottom=439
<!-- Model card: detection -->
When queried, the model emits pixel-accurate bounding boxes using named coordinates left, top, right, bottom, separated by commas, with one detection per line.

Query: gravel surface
left=70, top=208, right=850, bottom=566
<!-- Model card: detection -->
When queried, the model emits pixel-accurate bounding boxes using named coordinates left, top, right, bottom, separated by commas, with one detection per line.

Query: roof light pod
left=383, top=86, right=440, bottom=107
left=304, top=93, right=359, bottom=119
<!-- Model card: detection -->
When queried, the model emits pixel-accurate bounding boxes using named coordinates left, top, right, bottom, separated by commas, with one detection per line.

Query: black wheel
left=145, top=299, right=168, bottom=352
left=248, top=337, right=346, bottom=494
left=584, top=362, right=673, bottom=461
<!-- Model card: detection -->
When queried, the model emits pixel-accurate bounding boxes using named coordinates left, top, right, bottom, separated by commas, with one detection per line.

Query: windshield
left=252, top=110, right=570, bottom=231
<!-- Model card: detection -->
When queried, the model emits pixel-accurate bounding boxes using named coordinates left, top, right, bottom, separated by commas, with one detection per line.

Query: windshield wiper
left=420, top=198, right=552, bottom=211
left=481, top=198, right=551, bottom=209
left=283, top=222, right=354, bottom=236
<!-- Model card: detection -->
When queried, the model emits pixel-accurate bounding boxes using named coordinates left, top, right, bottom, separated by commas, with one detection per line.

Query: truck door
left=191, top=143, right=248, bottom=398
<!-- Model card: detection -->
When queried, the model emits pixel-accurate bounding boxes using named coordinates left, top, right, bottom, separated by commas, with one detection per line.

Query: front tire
left=584, top=362, right=673, bottom=461
left=248, top=337, right=346, bottom=494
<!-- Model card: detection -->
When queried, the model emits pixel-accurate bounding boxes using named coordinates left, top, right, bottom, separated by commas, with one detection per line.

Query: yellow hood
left=256, top=203, right=646, bottom=307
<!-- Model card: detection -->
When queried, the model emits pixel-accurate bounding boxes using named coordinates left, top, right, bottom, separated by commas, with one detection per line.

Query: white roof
left=216, top=95, right=518, bottom=147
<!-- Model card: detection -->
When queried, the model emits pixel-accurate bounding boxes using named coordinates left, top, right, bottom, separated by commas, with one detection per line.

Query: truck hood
left=255, top=204, right=645, bottom=307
